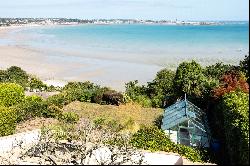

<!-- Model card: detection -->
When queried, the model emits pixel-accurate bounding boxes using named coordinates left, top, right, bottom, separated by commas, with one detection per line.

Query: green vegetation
left=0, top=107, right=17, bottom=136
left=58, top=112, right=79, bottom=124
left=28, top=77, right=48, bottom=92
left=239, top=54, right=249, bottom=83
left=0, top=66, right=51, bottom=92
left=4, top=66, right=29, bottom=88
left=0, top=83, right=25, bottom=107
left=46, top=81, right=124, bottom=108
left=130, top=126, right=210, bottom=162
left=220, top=91, right=249, bottom=165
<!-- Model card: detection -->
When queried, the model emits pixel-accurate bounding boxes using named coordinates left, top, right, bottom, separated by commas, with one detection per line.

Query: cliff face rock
left=0, top=137, right=183, bottom=165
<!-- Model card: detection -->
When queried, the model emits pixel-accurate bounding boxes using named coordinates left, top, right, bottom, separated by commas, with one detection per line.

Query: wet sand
left=0, top=26, right=163, bottom=91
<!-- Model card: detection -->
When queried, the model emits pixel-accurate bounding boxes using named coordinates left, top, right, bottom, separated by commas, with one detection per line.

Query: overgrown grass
left=63, top=101, right=164, bottom=133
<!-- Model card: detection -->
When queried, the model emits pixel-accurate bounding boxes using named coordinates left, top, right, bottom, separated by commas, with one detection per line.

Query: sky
left=0, top=0, right=249, bottom=21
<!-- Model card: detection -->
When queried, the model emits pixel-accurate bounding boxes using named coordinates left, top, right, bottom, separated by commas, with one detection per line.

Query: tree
left=0, top=70, right=7, bottom=82
left=125, top=80, right=147, bottom=100
left=239, top=54, right=249, bottom=83
left=213, top=70, right=249, bottom=99
left=5, top=66, right=29, bottom=88
left=28, top=77, right=47, bottom=92
left=173, top=60, right=205, bottom=97
left=203, top=62, right=233, bottom=80
left=148, top=68, right=175, bottom=96
left=147, top=68, right=176, bottom=107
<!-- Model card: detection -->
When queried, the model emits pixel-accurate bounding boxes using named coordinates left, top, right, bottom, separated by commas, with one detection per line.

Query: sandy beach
left=0, top=26, right=163, bottom=91
left=0, top=26, right=68, bottom=81
left=1, top=23, right=248, bottom=91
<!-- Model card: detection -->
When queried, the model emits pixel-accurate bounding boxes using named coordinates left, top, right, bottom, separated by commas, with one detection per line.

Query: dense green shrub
left=58, top=112, right=79, bottom=123
left=43, top=105, right=63, bottom=118
left=239, top=54, right=249, bottom=83
left=5, top=66, right=29, bottom=88
left=62, top=81, right=102, bottom=103
left=220, top=91, right=249, bottom=165
left=13, top=96, right=47, bottom=122
left=13, top=95, right=62, bottom=122
left=134, top=95, right=152, bottom=108
left=0, top=107, right=17, bottom=136
left=130, top=125, right=174, bottom=152
left=93, top=117, right=106, bottom=128
left=125, top=80, right=148, bottom=100
left=91, top=87, right=111, bottom=104
left=130, top=126, right=209, bottom=162
left=63, top=81, right=97, bottom=91
left=102, top=90, right=123, bottom=106
left=46, top=93, right=67, bottom=108
left=147, top=69, right=175, bottom=107
left=0, top=83, right=25, bottom=107
left=0, top=70, right=7, bottom=82
left=122, top=92, right=132, bottom=103
left=25, top=95, right=43, bottom=102
left=28, top=77, right=47, bottom=92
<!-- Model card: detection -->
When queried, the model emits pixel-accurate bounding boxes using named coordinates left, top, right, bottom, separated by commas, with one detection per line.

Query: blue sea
left=2, top=22, right=249, bottom=90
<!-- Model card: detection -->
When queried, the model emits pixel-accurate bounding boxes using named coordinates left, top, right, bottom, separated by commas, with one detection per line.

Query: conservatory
left=161, top=95, right=211, bottom=148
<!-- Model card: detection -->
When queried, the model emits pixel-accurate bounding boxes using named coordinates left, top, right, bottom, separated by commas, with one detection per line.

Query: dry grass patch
left=63, top=101, right=164, bottom=132
left=16, top=117, right=59, bottom=133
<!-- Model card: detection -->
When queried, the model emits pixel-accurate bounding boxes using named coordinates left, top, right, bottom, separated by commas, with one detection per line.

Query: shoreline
left=0, top=24, right=248, bottom=91
left=0, top=25, right=164, bottom=92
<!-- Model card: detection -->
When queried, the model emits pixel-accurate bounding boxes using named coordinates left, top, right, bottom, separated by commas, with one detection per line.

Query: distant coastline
left=1, top=18, right=247, bottom=27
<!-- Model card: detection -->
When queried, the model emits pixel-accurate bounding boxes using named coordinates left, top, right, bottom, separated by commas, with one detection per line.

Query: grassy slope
left=63, top=101, right=164, bottom=132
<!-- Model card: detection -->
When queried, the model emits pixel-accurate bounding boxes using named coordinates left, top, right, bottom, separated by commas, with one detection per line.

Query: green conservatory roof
left=161, top=99, right=209, bottom=134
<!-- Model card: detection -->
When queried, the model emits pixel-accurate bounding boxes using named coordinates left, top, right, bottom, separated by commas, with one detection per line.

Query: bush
left=63, top=81, right=96, bottom=91
left=130, top=126, right=174, bottom=152
left=0, top=107, right=17, bottom=136
left=13, top=96, right=47, bottom=122
left=130, top=126, right=209, bottom=162
left=93, top=117, right=106, bottom=128
left=106, top=119, right=124, bottom=132
left=6, top=66, right=29, bottom=88
left=13, top=96, right=62, bottom=122
left=220, top=91, right=249, bottom=165
left=125, top=80, right=148, bottom=100
left=102, top=90, right=123, bottom=106
left=134, top=95, right=152, bottom=108
left=46, top=93, right=67, bottom=108
left=122, top=92, right=132, bottom=103
left=0, top=70, right=7, bottom=82
left=91, top=87, right=111, bottom=104
left=44, top=105, right=63, bottom=119
left=25, top=95, right=43, bottom=102
left=58, top=112, right=79, bottom=123
left=0, top=83, right=25, bottom=107
left=60, top=81, right=102, bottom=104
left=28, top=77, right=47, bottom=92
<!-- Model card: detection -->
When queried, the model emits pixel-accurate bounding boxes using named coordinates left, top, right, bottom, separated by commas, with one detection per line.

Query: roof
left=161, top=99, right=209, bottom=133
